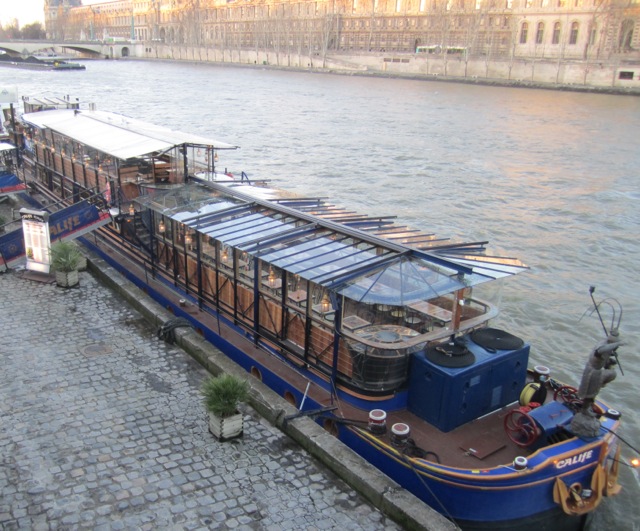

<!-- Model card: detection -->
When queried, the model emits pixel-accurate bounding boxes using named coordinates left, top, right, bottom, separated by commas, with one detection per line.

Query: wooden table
left=288, top=289, right=307, bottom=303
left=407, top=301, right=452, bottom=323
left=342, top=315, right=371, bottom=331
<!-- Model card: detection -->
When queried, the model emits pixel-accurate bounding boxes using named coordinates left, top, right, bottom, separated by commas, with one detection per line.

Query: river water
left=6, top=60, right=640, bottom=529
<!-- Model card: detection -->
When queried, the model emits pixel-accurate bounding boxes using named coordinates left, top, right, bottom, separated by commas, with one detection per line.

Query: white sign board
left=20, top=208, right=51, bottom=274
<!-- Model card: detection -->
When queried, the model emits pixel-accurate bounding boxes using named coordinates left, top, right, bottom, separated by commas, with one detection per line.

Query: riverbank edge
left=126, top=55, right=640, bottom=97
left=81, top=244, right=457, bottom=531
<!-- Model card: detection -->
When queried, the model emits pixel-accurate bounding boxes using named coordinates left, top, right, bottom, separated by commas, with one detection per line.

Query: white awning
left=21, top=109, right=237, bottom=160
left=0, top=142, right=17, bottom=152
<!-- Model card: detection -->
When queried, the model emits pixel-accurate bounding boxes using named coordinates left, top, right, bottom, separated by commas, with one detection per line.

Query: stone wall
left=134, top=43, right=640, bottom=94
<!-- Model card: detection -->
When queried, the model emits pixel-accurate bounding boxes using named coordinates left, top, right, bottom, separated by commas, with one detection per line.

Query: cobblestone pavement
left=0, top=267, right=401, bottom=530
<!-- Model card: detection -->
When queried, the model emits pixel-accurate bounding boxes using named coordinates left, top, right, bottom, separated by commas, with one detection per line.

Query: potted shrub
left=50, top=240, right=83, bottom=288
left=201, top=373, right=249, bottom=441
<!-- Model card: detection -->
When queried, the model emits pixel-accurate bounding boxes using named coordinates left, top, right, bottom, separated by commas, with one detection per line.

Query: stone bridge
left=0, top=40, right=134, bottom=59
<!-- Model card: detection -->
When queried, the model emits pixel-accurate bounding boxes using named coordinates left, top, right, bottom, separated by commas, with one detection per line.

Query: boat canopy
left=0, top=142, right=17, bottom=152
left=136, top=183, right=528, bottom=304
left=21, top=109, right=237, bottom=160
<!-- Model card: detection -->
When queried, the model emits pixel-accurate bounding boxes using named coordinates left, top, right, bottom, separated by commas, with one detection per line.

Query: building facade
left=44, top=0, right=83, bottom=41
left=45, top=0, right=640, bottom=62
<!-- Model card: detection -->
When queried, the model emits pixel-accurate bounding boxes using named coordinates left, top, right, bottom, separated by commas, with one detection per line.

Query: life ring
left=519, top=382, right=547, bottom=406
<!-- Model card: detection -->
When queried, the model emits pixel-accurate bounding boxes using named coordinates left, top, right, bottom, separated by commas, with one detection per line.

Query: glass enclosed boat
left=0, top=97, right=630, bottom=530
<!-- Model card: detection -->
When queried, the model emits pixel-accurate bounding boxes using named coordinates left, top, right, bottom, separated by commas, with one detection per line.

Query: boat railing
left=341, top=296, right=497, bottom=349
left=0, top=213, right=21, bottom=233
left=22, top=183, right=107, bottom=214
left=87, top=221, right=157, bottom=286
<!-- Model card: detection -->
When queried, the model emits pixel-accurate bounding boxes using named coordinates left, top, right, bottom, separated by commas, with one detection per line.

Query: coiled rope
left=157, top=317, right=194, bottom=344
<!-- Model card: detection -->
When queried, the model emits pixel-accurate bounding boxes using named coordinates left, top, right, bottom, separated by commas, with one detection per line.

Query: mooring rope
left=399, top=450, right=461, bottom=530
left=157, top=317, right=194, bottom=344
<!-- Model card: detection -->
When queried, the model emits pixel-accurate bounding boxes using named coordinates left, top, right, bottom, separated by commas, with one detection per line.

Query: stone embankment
left=133, top=43, right=640, bottom=96
left=0, top=195, right=455, bottom=530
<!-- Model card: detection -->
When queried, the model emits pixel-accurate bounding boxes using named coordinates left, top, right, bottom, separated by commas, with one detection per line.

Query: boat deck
left=86, top=227, right=533, bottom=471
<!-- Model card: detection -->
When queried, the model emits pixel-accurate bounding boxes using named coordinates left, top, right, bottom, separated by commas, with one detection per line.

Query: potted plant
left=50, top=240, right=83, bottom=288
left=201, top=373, right=249, bottom=441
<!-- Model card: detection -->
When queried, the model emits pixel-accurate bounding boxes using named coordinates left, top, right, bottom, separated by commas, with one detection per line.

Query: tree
left=22, top=22, right=47, bottom=40
left=1, top=20, right=21, bottom=39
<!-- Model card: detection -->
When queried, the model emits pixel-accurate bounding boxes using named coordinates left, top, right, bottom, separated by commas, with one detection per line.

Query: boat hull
left=341, top=423, right=610, bottom=529
left=78, top=232, right=613, bottom=530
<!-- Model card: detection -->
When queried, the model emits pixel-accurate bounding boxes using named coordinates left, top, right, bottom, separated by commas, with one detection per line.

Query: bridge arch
left=0, top=43, right=56, bottom=56
left=0, top=40, right=134, bottom=60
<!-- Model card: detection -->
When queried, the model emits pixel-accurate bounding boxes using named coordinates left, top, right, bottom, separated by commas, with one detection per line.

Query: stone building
left=44, top=0, right=83, bottom=40
left=513, top=0, right=640, bottom=60
left=46, top=0, right=640, bottom=63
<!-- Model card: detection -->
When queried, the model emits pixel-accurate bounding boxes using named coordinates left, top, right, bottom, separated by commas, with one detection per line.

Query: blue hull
left=80, top=235, right=615, bottom=530
left=341, top=425, right=604, bottom=529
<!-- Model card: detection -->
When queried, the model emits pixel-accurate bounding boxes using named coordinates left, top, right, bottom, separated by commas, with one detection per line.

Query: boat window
left=262, top=263, right=282, bottom=292
left=156, top=214, right=171, bottom=239
left=201, top=236, right=216, bottom=265
left=219, top=243, right=233, bottom=270
left=236, top=252, right=254, bottom=287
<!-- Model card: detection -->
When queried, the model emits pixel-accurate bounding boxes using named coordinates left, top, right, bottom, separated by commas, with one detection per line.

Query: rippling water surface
left=7, top=60, right=640, bottom=528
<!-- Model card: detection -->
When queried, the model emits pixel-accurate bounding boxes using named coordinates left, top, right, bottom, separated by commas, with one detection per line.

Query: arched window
left=620, top=19, right=635, bottom=51
left=536, top=22, right=545, bottom=44
left=552, top=22, right=561, bottom=44
left=569, top=22, right=579, bottom=45
left=589, top=24, right=597, bottom=45
left=520, top=22, right=529, bottom=44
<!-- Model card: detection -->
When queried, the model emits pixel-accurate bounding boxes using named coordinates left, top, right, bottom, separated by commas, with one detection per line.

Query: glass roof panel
left=307, top=250, right=392, bottom=282
left=265, top=238, right=347, bottom=269
left=268, top=239, right=391, bottom=283
left=291, top=245, right=376, bottom=278
left=175, top=200, right=238, bottom=223
left=136, top=184, right=526, bottom=296
left=224, top=219, right=293, bottom=246
left=203, top=212, right=267, bottom=238
left=135, top=185, right=224, bottom=215
left=177, top=200, right=243, bottom=224
left=230, top=220, right=302, bottom=248
left=437, top=253, right=529, bottom=278
left=238, top=223, right=318, bottom=253
left=258, top=234, right=336, bottom=264
left=336, top=255, right=468, bottom=305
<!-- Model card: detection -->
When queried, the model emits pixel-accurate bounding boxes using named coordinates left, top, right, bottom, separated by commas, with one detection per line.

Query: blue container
left=408, top=335, right=530, bottom=432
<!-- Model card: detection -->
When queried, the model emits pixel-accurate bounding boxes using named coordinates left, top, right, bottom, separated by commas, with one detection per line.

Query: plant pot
left=55, top=269, right=79, bottom=288
left=208, top=411, right=243, bottom=441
